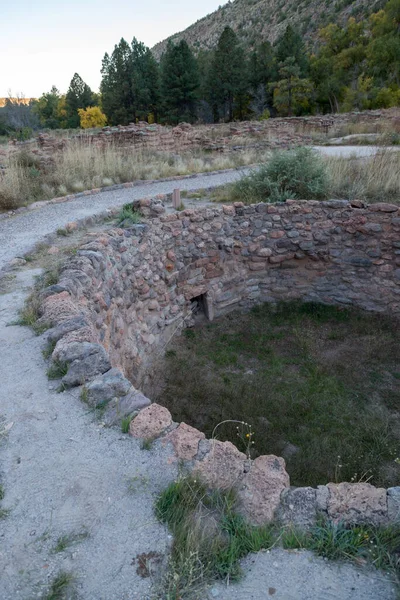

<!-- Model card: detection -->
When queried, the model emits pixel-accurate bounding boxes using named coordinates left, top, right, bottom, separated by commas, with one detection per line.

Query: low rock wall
left=40, top=197, right=400, bottom=527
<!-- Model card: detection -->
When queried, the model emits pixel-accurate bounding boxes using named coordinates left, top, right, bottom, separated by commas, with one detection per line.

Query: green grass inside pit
left=155, top=302, right=400, bottom=488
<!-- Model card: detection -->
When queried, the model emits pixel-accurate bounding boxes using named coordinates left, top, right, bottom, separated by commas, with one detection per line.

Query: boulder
left=193, top=440, right=246, bottom=490
left=276, top=486, right=317, bottom=529
left=237, top=455, right=290, bottom=525
left=46, top=316, right=89, bottom=343
left=41, top=291, right=81, bottom=325
left=326, top=482, right=388, bottom=526
left=85, top=368, right=131, bottom=406
left=103, top=390, right=151, bottom=426
left=56, top=342, right=111, bottom=387
left=164, top=422, right=205, bottom=461
left=129, top=403, right=172, bottom=439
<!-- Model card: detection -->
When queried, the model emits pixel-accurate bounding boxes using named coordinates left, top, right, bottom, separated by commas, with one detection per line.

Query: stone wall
left=44, top=197, right=400, bottom=381
left=40, top=197, right=400, bottom=527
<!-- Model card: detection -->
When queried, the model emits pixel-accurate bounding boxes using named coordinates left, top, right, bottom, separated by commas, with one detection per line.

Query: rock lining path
left=0, top=167, right=398, bottom=599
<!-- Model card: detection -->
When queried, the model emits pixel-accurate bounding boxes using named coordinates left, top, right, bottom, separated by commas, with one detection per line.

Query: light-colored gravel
left=0, top=169, right=250, bottom=270
left=0, top=270, right=178, bottom=600
left=206, top=548, right=398, bottom=600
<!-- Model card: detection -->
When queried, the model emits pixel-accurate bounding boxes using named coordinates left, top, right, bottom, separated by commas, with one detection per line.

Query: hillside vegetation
left=152, top=0, right=384, bottom=58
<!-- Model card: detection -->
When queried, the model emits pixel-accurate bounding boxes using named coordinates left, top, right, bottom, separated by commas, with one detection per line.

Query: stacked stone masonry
left=41, top=197, right=400, bottom=527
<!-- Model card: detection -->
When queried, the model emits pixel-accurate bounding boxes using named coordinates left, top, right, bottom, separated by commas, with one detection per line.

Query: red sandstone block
left=270, top=230, right=285, bottom=239
left=205, top=269, right=224, bottom=279
left=249, top=262, right=267, bottom=270
left=223, top=205, right=235, bottom=216
left=269, top=253, right=295, bottom=264
left=368, top=203, right=399, bottom=213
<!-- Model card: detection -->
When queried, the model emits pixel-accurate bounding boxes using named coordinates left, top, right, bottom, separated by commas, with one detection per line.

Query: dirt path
left=0, top=168, right=250, bottom=270
left=0, top=270, right=178, bottom=599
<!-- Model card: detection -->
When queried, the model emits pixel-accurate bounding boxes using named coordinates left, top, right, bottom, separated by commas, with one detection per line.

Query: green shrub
left=232, top=147, right=329, bottom=204
left=116, top=203, right=142, bottom=227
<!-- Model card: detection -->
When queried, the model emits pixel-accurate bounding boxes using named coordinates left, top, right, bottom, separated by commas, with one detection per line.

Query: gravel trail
left=0, top=270, right=178, bottom=600
left=0, top=169, right=250, bottom=270
left=206, top=548, right=397, bottom=600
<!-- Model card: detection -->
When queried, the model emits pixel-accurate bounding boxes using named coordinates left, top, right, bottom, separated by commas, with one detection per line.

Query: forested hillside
left=2, top=0, right=399, bottom=133
left=152, top=0, right=385, bottom=58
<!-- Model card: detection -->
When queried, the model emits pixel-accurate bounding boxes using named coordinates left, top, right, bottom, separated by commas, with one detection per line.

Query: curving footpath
left=1, top=144, right=397, bottom=271
left=0, top=166, right=398, bottom=600
left=0, top=168, right=251, bottom=271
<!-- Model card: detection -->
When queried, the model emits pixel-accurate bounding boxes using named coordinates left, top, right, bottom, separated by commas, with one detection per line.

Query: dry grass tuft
left=0, top=141, right=263, bottom=210
left=326, top=149, right=400, bottom=202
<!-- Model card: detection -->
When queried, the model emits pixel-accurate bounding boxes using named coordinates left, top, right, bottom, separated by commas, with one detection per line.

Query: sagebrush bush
left=231, top=147, right=329, bottom=204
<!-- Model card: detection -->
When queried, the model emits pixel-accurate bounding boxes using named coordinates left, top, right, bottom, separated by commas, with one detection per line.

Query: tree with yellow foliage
left=78, top=106, right=107, bottom=129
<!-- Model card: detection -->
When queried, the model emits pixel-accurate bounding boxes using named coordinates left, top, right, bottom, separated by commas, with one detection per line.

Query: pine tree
left=131, top=38, right=161, bottom=121
left=270, top=57, right=313, bottom=116
left=207, top=27, right=247, bottom=122
left=274, top=25, right=308, bottom=77
left=249, top=41, right=276, bottom=116
left=101, top=38, right=135, bottom=125
left=65, top=73, right=94, bottom=128
left=161, top=40, right=199, bottom=124
left=33, top=86, right=62, bottom=129
left=100, top=38, right=161, bottom=125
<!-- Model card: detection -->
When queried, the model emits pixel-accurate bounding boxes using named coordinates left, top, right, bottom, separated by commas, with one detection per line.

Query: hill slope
left=152, top=0, right=384, bottom=58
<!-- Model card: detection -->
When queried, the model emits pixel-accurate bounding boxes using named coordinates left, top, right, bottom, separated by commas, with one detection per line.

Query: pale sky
left=1, top=0, right=223, bottom=98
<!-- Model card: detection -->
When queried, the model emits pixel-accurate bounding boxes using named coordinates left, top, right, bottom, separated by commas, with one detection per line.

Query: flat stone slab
left=276, top=486, right=317, bottom=529
left=164, top=422, right=205, bottom=460
left=327, top=482, right=388, bottom=525
left=129, top=403, right=173, bottom=439
left=236, top=455, right=290, bottom=525
left=193, top=440, right=246, bottom=490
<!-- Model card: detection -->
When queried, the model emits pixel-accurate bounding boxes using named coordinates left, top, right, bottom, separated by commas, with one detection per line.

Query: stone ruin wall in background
left=40, top=197, right=400, bottom=527
left=3, top=107, right=399, bottom=173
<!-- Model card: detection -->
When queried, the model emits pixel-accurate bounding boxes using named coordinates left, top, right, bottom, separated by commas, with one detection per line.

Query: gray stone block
left=316, top=485, right=329, bottom=513
left=59, top=342, right=111, bottom=387
left=276, top=486, right=317, bottom=529
left=46, top=316, right=89, bottom=343
left=102, top=390, right=151, bottom=426
left=387, top=487, right=400, bottom=523
left=85, top=368, right=132, bottom=406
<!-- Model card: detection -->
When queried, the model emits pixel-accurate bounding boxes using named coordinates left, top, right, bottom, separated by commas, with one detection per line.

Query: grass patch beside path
left=155, top=301, right=400, bottom=488
left=44, top=572, right=75, bottom=600
left=0, top=143, right=264, bottom=210
left=155, top=477, right=400, bottom=600
left=211, top=147, right=400, bottom=205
